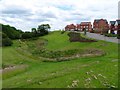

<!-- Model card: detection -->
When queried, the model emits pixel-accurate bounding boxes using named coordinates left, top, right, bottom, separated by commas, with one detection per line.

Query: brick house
left=65, top=25, right=70, bottom=31
left=65, top=24, right=76, bottom=31
left=93, top=19, right=109, bottom=34
left=76, top=22, right=92, bottom=32
left=76, top=24, right=81, bottom=31
left=115, top=19, right=120, bottom=35
left=109, top=21, right=116, bottom=34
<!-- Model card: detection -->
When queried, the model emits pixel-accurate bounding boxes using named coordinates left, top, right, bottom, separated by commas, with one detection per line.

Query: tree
left=21, top=32, right=34, bottom=39
left=100, top=25, right=105, bottom=35
left=99, top=24, right=108, bottom=35
left=31, top=28, right=38, bottom=37
left=37, top=24, right=51, bottom=36
left=31, top=28, right=37, bottom=33
left=2, top=24, right=23, bottom=39
left=83, top=28, right=87, bottom=35
left=1, top=32, right=13, bottom=46
left=2, top=38, right=13, bottom=46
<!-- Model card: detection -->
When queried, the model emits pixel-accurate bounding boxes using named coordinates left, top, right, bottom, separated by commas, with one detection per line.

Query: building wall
left=93, top=19, right=109, bottom=34
left=79, top=25, right=88, bottom=31
left=77, top=23, right=92, bottom=32
left=65, top=24, right=76, bottom=31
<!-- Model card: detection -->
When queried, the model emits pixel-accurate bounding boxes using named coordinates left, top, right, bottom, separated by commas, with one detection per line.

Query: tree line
left=1, top=24, right=51, bottom=46
left=22, top=24, right=50, bottom=39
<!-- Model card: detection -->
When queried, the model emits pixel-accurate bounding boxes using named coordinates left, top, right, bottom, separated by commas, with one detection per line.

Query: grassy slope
left=2, top=31, right=118, bottom=88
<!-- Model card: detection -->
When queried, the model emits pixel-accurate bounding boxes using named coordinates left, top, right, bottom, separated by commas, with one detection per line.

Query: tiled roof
left=80, top=22, right=91, bottom=25
left=94, top=19, right=100, bottom=22
left=76, top=24, right=80, bottom=28
left=116, top=20, right=120, bottom=24
left=65, top=24, right=76, bottom=29
left=94, top=19, right=108, bottom=23
left=110, top=21, right=116, bottom=25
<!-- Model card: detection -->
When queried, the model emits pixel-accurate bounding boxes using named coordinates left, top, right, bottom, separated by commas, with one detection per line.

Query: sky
left=0, top=0, right=119, bottom=31
left=118, top=1, right=120, bottom=19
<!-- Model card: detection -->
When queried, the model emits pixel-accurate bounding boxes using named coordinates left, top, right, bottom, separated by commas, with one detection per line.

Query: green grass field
left=2, top=31, right=118, bottom=88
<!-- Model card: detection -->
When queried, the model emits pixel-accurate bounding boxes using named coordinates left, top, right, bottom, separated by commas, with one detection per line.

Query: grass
left=2, top=65, right=28, bottom=80
left=2, top=31, right=118, bottom=88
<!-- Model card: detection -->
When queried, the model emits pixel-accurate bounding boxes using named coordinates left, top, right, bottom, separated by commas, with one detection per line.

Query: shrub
left=1, top=32, right=13, bottom=47
left=2, top=63, right=10, bottom=69
left=90, top=30, right=94, bottom=33
left=104, top=34, right=118, bottom=37
left=21, top=32, right=34, bottom=39
left=61, top=30, right=66, bottom=34
left=117, top=35, right=120, bottom=39
left=2, top=38, right=13, bottom=46
left=2, top=33, right=8, bottom=38
left=2, top=24, right=23, bottom=39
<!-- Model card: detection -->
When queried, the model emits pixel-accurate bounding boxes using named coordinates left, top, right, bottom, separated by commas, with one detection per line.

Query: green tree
left=21, top=32, right=34, bottom=39
left=83, top=28, right=87, bottom=35
left=31, top=28, right=37, bottom=37
left=37, top=24, right=50, bottom=36
left=2, top=24, right=23, bottom=39
left=1, top=32, right=13, bottom=46
left=31, top=28, right=37, bottom=33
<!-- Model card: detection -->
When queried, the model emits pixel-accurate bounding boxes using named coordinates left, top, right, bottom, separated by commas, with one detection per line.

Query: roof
left=76, top=24, right=80, bottom=28
left=65, top=24, right=76, bottom=29
left=116, top=20, right=120, bottom=24
left=94, top=19, right=100, bottom=23
left=110, top=21, right=116, bottom=25
left=94, top=19, right=108, bottom=23
left=80, top=22, right=91, bottom=25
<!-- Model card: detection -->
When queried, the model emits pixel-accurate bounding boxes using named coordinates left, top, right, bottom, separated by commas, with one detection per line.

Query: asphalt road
left=85, top=32, right=120, bottom=44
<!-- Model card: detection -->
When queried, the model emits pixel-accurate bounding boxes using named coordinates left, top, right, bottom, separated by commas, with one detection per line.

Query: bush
left=21, top=32, right=34, bottom=39
left=1, top=32, right=13, bottom=47
left=2, top=33, right=8, bottom=38
left=89, top=30, right=94, bottom=33
left=32, top=48, right=81, bottom=59
left=104, top=34, right=118, bottom=37
left=94, top=29, right=108, bottom=34
left=117, top=35, right=120, bottom=39
left=2, top=24, right=23, bottom=39
left=61, top=30, right=66, bottom=34
left=2, top=38, right=13, bottom=46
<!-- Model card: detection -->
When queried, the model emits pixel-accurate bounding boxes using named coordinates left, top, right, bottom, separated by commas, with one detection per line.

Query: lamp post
left=84, top=28, right=87, bottom=35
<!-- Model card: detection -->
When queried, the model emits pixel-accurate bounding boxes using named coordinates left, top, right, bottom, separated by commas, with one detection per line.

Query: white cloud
left=0, top=0, right=119, bottom=31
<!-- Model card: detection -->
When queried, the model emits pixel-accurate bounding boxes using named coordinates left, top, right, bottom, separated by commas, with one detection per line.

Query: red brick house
left=109, top=21, right=116, bottom=34
left=115, top=19, right=120, bottom=35
left=65, top=24, right=76, bottom=31
left=93, top=19, right=109, bottom=34
left=76, top=22, right=92, bottom=32
left=65, top=25, right=70, bottom=31
left=76, top=24, right=81, bottom=31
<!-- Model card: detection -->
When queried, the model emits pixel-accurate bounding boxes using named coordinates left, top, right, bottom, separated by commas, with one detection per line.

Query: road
left=82, top=32, right=120, bottom=44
